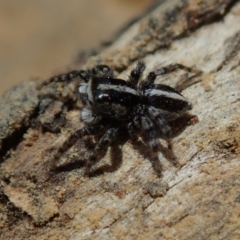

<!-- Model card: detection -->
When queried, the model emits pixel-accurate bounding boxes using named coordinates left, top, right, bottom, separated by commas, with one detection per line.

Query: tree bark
left=0, top=0, right=240, bottom=239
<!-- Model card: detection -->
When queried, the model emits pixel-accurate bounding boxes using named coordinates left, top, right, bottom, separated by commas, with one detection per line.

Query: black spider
left=44, top=61, right=198, bottom=175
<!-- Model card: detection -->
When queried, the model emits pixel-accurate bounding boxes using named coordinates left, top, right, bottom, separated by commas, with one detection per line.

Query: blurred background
left=0, top=0, right=155, bottom=96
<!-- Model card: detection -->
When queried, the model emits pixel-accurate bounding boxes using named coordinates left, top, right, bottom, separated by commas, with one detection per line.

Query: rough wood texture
left=0, top=0, right=240, bottom=239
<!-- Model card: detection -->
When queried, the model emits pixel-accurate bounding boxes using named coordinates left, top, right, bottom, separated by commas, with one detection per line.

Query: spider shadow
left=130, top=138, right=174, bottom=177
left=51, top=134, right=126, bottom=177
left=130, top=113, right=197, bottom=176
left=89, top=113, right=196, bottom=177
left=52, top=159, right=86, bottom=173
left=87, top=134, right=128, bottom=177
left=51, top=138, right=93, bottom=173
left=52, top=113, right=197, bottom=177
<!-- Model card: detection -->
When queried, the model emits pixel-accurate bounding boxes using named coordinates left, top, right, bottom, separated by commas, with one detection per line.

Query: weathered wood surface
left=0, top=0, right=240, bottom=239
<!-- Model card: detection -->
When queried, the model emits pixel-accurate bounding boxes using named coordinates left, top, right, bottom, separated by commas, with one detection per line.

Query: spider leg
left=141, top=116, right=165, bottom=174
left=40, top=70, right=91, bottom=88
left=148, top=107, right=177, bottom=162
left=127, top=116, right=141, bottom=137
left=51, top=123, right=105, bottom=169
left=85, top=127, right=119, bottom=175
left=141, top=116, right=159, bottom=152
left=155, top=117, right=173, bottom=141
left=91, top=65, right=114, bottom=78
left=129, top=61, right=146, bottom=87
left=141, top=63, right=199, bottom=89
left=148, top=106, right=173, bottom=138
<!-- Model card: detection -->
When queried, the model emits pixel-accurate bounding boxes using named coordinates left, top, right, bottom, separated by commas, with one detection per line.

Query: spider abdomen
left=144, top=84, right=192, bottom=112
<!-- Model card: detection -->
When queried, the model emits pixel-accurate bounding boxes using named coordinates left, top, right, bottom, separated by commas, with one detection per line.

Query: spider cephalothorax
left=45, top=61, right=198, bottom=175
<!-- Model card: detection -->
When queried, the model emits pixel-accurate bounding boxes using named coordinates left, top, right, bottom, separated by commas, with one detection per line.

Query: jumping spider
left=43, top=61, right=199, bottom=175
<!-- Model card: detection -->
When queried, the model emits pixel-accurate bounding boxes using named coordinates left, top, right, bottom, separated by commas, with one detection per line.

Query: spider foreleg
left=40, top=70, right=92, bottom=88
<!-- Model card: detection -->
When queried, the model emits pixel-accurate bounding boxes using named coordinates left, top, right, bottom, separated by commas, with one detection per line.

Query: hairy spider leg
left=128, top=61, right=146, bottom=87
left=91, top=65, right=114, bottom=78
left=43, top=64, right=115, bottom=88
left=141, top=115, right=167, bottom=174
left=141, top=116, right=159, bottom=152
left=41, top=70, right=92, bottom=87
left=141, top=63, right=198, bottom=89
left=127, top=116, right=142, bottom=136
left=51, top=124, right=106, bottom=169
left=147, top=106, right=173, bottom=138
left=85, top=127, right=119, bottom=175
left=155, top=117, right=173, bottom=150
